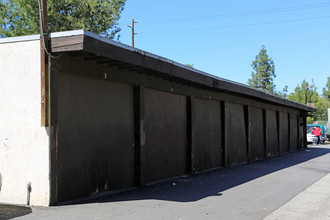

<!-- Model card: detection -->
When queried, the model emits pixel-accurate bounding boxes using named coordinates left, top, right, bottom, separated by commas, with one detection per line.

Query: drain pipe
left=26, top=182, right=31, bottom=205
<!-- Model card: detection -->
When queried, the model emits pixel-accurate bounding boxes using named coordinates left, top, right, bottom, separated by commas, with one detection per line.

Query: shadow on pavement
left=70, top=145, right=330, bottom=205
left=0, top=204, right=32, bottom=220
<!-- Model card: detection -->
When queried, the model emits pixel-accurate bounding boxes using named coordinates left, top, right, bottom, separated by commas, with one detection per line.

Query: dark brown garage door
left=249, top=107, right=265, bottom=161
left=225, top=102, right=248, bottom=165
left=57, top=72, right=135, bottom=202
left=192, top=98, right=222, bottom=171
left=141, top=88, right=187, bottom=184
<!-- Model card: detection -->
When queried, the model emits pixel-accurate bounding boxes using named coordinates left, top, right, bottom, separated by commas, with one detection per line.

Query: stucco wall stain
left=1, top=138, right=9, bottom=155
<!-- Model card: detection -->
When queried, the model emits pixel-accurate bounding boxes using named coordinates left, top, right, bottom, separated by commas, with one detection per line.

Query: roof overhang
left=48, top=29, right=316, bottom=112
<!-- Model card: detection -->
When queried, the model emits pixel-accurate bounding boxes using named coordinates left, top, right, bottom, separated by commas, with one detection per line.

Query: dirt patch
left=0, top=204, right=32, bottom=220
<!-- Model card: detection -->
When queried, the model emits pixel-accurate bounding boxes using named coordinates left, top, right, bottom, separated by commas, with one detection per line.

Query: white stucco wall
left=0, top=37, right=50, bottom=206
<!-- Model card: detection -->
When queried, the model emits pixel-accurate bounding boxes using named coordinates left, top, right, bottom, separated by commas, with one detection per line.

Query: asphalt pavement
left=2, top=144, right=330, bottom=220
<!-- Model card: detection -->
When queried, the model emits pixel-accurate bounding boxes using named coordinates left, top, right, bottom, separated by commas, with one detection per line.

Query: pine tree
left=248, top=45, right=276, bottom=93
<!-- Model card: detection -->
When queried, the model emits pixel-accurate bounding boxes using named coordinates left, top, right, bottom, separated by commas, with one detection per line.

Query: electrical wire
left=37, top=0, right=61, bottom=59
left=139, top=15, right=330, bottom=34
left=137, top=2, right=330, bottom=25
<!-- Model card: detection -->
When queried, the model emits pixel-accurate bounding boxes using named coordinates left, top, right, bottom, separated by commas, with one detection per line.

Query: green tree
left=248, top=45, right=276, bottom=93
left=0, top=0, right=126, bottom=39
left=276, top=85, right=288, bottom=98
left=288, top=80, right=318, bottom=104
left=323, top=77, right=330, bottom=101
left=287, top=79, right=330, bottom=124
left=314, top=96, right=330, bottom=122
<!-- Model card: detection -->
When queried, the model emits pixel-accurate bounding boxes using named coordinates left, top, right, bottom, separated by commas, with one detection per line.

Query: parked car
left=307, top=133, right=317, bottom=144
left=307, top=124, right=329, bottom=144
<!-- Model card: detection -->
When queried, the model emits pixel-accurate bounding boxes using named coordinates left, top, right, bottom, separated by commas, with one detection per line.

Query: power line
left=139, top=15, right=330, bottom=34
left=137, top=2, right=330, bottom=25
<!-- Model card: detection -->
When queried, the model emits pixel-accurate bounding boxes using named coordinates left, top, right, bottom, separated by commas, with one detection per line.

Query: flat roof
left=1, top=30, right=316, bottom=112
left=50, top=30, right=260, bottom=90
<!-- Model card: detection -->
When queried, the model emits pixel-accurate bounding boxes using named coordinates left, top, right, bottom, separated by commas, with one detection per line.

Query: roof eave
left=49, top=29, right=316, bottom=113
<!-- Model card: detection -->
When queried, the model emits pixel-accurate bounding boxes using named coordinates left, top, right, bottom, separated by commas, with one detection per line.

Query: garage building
left=0, top=30, right=315, bottom=206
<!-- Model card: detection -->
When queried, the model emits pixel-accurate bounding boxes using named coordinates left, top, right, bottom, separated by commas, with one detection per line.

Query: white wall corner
left=0, top=38, right=50, bottom=206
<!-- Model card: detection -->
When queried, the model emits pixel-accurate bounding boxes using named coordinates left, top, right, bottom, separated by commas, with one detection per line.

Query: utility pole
left=305, top=86, right=309, bottom=105
left=39, top=0, right=49, bottom=127
left=128, top=19, right=138, bottom=47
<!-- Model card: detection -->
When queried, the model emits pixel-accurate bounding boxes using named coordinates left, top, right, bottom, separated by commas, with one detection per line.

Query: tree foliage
left=248, top=45, right=276, bottom=93
left=315, top=96, right=330, bottom=122
left=323, top=77, right=330, bottom=101
left=287, top=80, right=318, bottom=104
left=0, top=0, right=126, bottom=39
left=288, top=79, right=330, bottom=123
left=275, top=85, right=288, bottom=98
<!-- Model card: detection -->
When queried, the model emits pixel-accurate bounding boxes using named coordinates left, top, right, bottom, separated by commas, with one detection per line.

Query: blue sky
left=117, top=0, right=330, bottom=95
